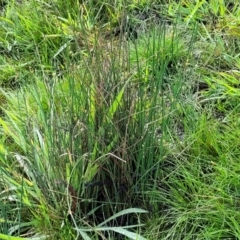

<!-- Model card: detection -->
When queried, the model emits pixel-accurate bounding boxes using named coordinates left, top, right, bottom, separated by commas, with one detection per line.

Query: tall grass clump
left=0, top=1, right=191, bottom=238
left=1, top=0, right=240, bottom=239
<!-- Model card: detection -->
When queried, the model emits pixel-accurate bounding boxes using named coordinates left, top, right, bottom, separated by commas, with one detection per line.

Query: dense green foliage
left=0, top=0, right=240, bottom=239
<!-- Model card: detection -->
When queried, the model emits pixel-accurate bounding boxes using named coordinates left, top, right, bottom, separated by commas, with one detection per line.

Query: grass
left=0, top=0, right=240, bottom=239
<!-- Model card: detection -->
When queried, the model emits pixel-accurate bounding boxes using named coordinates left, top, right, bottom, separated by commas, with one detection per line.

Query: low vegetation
left=0, top=0, right=240, bottom=239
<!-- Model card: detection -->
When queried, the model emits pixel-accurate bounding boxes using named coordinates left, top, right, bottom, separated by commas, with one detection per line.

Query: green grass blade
left=97, top=208, right=148, bottom=227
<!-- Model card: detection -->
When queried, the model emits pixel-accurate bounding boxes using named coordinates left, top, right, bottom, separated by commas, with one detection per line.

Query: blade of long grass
left=97, top=208, right=148, bottom=227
